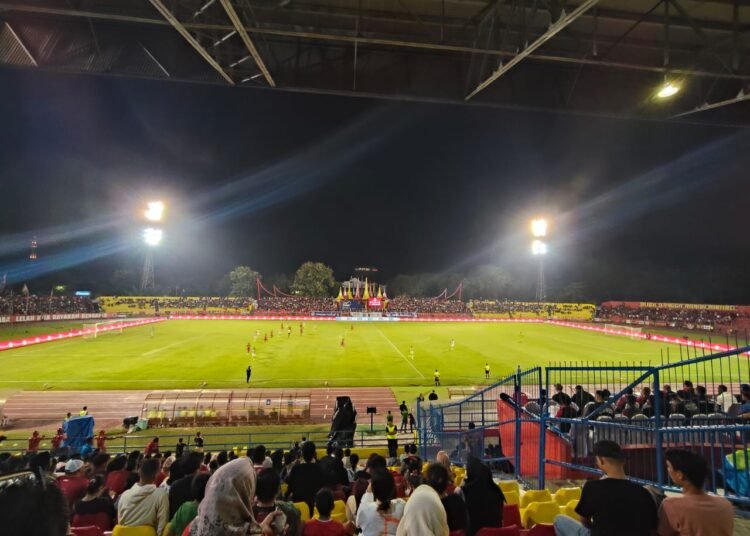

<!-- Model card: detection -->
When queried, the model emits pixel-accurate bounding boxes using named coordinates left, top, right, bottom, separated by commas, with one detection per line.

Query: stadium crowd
left=386, top=298, right=469, bottom=315
left=258, top=297, right=338, bottom=313
left=0, top=435, right=734, bottom=536
left=0, top=294, right=101, bottom=315
left=598, top=303, right=746, bottom=331
left=103, top=296, right=253, bottom=311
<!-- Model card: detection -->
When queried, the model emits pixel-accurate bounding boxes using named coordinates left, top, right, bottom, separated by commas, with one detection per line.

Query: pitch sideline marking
left=141, top=336, right=201, bottom=356
left=375, top=328, right=425, bottom=378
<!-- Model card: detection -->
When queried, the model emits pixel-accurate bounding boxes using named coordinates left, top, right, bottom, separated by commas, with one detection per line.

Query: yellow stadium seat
left=294, top=502, right=311, bottom=522
left=520, top=489, right=552, bottom=509
left=562, top=499, right=580, bottom=521
left=521, top=501, right=560, bottom=528
left=161, top=523, right=171, bottom=536
left=498, top=480, right=520, bottom=495
left=503, top=490, right=520, bottom=506
left=112, top=526, right=157, bottom=536
left=280, top=483, right=288, bottom=496
left=331, top=500, right=347, bottom=523
left=553, top=487, right=582, bottom=506
left=454, top=474, right=464, bottom=486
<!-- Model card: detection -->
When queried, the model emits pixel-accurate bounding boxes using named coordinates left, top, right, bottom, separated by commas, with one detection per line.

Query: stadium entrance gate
left=419, top=345, right=750, bottom=504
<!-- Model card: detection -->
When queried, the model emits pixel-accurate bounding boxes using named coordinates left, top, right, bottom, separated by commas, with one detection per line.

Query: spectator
left=193, top=432, right=204, bottom=452
left=175, top=438, right=186, bottom=458
left=459, top=457, right=504, bottom=535
left=91, top=453, right=111, bottom=476
left=428, top=390, right=438, bottom=401
left=637, top=387, right=652, bottom=407
left=73, top=475, right=116, bottom=530
left=346, top=453, right=359, bottom=482
left=250, top=445, right=269, bottom=473
left=169, top=473, right=210, bottom=536
left=0, top=473, right=69, bottom=536
left=395, top=480, right=449, bottom=536
left=105, top=455, right=130, bottom=496
left=573, top=386, right=594, bottom=416
left=555, top=394, right=577, bottom=433
left=51, top=428, right=66, bottom=454
left=188, top=458, right=283, bottom=535
left=621, top=395, right=640, bottom=418
left=27, top=431, right=44, bottom=453
left=56, top=458, right=89, bottom=509
left=426, top=462, right=466, bottom=533
left=169, top=451, right=204, bottom=517
left=715, top=385, right=732, bottom=413
left=657, top=449, right=733, bottom=536
left=345, top=454, right=385, bottom=525
left=552, top=384, right=566, bottom=405
left=286, top=441, right=324, bottom=517
left=117, top=458, right=169, bottom=536
left=145, top=437, right=160, bottom=457
left=155, top=456, right=174, bottom=487
left=303, top=488, right=349, bottom=536
left=253, top=468, right=302, bottom=536
left=553, top=440, right=658, bottom=536
left=356, top=469, right=405, bottom=536
left=80, top=437, right=95, bottom=458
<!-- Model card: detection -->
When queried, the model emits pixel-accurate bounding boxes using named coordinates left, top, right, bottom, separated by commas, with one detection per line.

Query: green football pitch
left=0, top=320, right=676, bottom=390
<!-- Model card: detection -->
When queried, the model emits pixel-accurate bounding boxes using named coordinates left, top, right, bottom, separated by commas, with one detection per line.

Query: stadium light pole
left=140, top=201, right=165, bottom=292
left=531, top=218, right=548, bottom=303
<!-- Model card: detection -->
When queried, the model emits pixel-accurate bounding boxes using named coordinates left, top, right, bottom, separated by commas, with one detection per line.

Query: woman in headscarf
left=189, top=457, right=282, bottom=536
left=459, top=457, right=505, bottom=535
left=395, top=479, right=449, bottom=536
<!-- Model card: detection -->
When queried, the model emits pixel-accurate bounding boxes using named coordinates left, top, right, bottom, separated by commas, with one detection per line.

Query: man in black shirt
left=553, top=440, right=658, bottom=536
left=168, top=451, right=204, bottom=517
left=573, top=385, right=594, bottom=416
left=428, top=390, right=439, bottom=401
left=174, top=438, right=185, bottom=458
left=285, top=440, right=324, bottom=517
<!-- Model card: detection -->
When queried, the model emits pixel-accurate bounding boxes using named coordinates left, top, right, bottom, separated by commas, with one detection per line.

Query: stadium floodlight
left=530, top=218, right=548, bottom=238
left=531, top=239, right=548, bottom=256
left=144, top=201, right=165, bottom=222
left=143, top=228, right=163, bottom=247
left=656, top=82, right=680, bottom=99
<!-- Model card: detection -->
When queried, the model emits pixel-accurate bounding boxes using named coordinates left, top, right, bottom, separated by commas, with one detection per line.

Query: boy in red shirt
left=303, top=489, right=348, bottom=536
left=27, top=430, right=44, bottom=453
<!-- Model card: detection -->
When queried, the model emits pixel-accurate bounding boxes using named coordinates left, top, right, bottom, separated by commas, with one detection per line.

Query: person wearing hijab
left=395, top=481, right=449, bottom=536
left=458, top=457, right=505, bottom=535
left=189, top=458, right=283, bottom=536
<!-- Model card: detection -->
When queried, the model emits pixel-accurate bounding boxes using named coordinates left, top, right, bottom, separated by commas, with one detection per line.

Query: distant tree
left=464, top=265, right=512, bottom=300
left=267, top=273, right=291, bottom=293
left=291, top=262, right=335, bottom=297
left=387, top=272, right=462, bottom=297
left=228, top=266, right=261, bottom=297
left=110, top=268, right=138, bottom=295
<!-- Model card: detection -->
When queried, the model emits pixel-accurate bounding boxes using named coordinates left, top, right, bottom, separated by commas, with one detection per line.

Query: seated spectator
left=573, top=385, right=594, bottom=416
left=637, top=387, right=652, bottom=407
left=555, top=393, right=577, bottom=433
left=715, top=384, right=732, bottom=413
left=552, top=384, right=566, bottom=405
left=286, top=441, right=324, bottom=517
left=616, top=388, right=634, bottom=411
left=80, top=437, right=95, bottom=458
left=73, top=475, right=116, bottom=530
left=553, top=440, right=658, bottom=536
left=345, top=454, right=384, bottom=525
left=346, top=453, right=360, bottom=482
left=356, top=469, right=405, bottom=536
left=426, top=462, right=466, bottom=533
left=303, top=488, right=349, bottom=536
left=253, top=468, right=301, bottom=536
left=458, top=457, right=504, bottom=535
left=118, top=458, right=169, bottom=535
left=395, top=481, right=449, bottom=536
left=105, top=455, right=130, bottom=496
left=318, top=445, right=348, bottom=489
left=0, top=472, right=69, bottom=536
left=188, top=458, right=283, bottom=535
left=658, top=449, right=733, bottom=536
left=56, top=458, right=89, bottom=509
left=621, top=395, right=641, bottom=418
left=169, top=451, right=204, bottom=516
left=168, top=473, right=210, bottom=536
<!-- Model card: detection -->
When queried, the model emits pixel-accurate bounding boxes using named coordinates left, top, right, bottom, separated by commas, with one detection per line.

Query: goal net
left=604, top=323, right=643, bottom=339
left=83, top=321, right=124, bottom=339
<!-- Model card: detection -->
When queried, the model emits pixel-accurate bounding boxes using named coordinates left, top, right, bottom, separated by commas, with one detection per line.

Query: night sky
left=1, top=69, right=749, bottom=302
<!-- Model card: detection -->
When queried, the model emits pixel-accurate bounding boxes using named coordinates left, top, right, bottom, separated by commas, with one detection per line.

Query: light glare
left=143, top=228, right=163, bottom=246
left=656, top=82, right=680, bottom=99
left=531, top=218, right=548, bottom=237
left=145, top=201, right=165, bottom=222
left=531, top=240, right=547, bottom=255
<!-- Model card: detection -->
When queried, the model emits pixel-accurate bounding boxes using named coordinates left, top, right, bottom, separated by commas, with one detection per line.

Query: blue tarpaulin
left=63, top=416, right=95, bottom=451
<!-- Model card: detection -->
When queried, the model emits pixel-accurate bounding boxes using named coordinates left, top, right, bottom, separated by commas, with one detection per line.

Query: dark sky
left=1, top=68, right=749, bottom=302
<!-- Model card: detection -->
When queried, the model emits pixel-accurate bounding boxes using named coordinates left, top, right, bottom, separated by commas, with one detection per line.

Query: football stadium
left=2, top=1, right=750, bottom=535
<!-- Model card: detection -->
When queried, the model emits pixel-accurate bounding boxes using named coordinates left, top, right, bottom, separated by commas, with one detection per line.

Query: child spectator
left=303, top=488, right=349, bottom=536
left=168, top=473, right=210, bottom=536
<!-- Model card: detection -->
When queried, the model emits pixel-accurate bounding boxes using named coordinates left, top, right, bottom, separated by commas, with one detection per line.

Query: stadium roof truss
left=1, top=0, right=749, bottom=124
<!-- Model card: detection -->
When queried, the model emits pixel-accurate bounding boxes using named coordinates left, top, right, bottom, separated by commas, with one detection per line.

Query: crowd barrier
left=419, top=344, right=750, bottom=503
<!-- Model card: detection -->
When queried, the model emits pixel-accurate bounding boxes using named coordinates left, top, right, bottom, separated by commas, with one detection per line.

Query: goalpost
left=604, top=323, right=643, bottom=339
left=82, top=321, right=124, bottom=339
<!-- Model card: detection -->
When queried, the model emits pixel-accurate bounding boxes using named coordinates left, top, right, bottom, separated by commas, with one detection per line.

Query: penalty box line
left=375, top=328, right=425, bottom=378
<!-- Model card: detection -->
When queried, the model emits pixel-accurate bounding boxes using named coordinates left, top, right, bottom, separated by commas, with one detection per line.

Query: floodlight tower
left=530, top=218, right=548, bottom=303
left=140, top=201, right=164, bottom=292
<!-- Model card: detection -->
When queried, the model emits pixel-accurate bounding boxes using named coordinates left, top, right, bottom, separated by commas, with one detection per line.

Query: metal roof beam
left=465, top=0, right=600, bottom=100
left=218, top=0, right=275, bottom=86
left=671, top=88, right=750, bottom=117
left=148, top=0, right=234, bottom=84
left=4, top=20, right=36, bottom=66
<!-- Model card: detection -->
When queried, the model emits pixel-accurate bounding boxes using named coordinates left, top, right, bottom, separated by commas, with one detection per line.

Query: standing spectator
left=193, top=432, right=204, bottom=452
left=459, top=457, right=504, bottom=535
left=356, top=469, right=405, bottom=536
left=169, top=452, right=204, bottom=517
left=188, top=458, right=283, bottom=535
left=428, top=391, right=438, bottom=401
left=303, top=488, right=348, bottom=536
left=386, top=422, right=399, bottom=460
left=168, top=473, right=210, bottom=536
left=57, top=459, right=89, bottom=509
left=715, top=385, right=733, bottom=413
left=555, top=394, right=578, bottom=433
left=175, top=438, right=186, bottom=458
left=553, top=440, right=658, bottom=536
left=73, top=475, right=116, bottom=530
left=658, top=449, right=733, bottom=536
left=80, top=437, right=95, bottom=458
left=51, top=428, right=66, bottom=454
left=80, top=406, right=89, bottom=417
left=117, top=458, right=169, bottom=536
left=96, top=430, right=113, bottom=453
left=573, top=386, right=594, bottom=416
left=145, top=437, right=160, bottom=457
left=27, top=431, right=44, bottom=453
left=400, top=405, right=409, bottom=433
left=286, top=441, right=325, bottom=517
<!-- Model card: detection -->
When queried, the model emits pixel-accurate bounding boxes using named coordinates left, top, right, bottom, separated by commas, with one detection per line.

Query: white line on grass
left=376, top=328, right=425, bottom=378
left=141, top=336, right=200, bottom=357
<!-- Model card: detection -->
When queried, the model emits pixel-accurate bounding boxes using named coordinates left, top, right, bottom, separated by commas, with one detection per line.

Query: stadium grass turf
left=0, top=321, right=91, bottom=342
left=0, top=319, right=696, bottom=391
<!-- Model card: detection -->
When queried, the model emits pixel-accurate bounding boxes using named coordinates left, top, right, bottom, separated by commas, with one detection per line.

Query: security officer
left=385, top=421, right=398, bottom=459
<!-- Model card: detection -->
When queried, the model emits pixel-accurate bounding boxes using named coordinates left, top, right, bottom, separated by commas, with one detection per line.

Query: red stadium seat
left=503, top=504, right=522, bottom=528
left=72, top=513, right=114, bottom=531
left=71, top=526, right=104, bottom=536
left=476, top=526, right=521, bottom=536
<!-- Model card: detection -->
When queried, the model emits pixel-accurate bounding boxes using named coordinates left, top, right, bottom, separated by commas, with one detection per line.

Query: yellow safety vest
left=434, top=371, right=440, bottom=378
left=386, top=424, right=397, bottom=440
left=485, top=365, right=490, bottom=373
left=79, top=410, right=88, bottom=416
